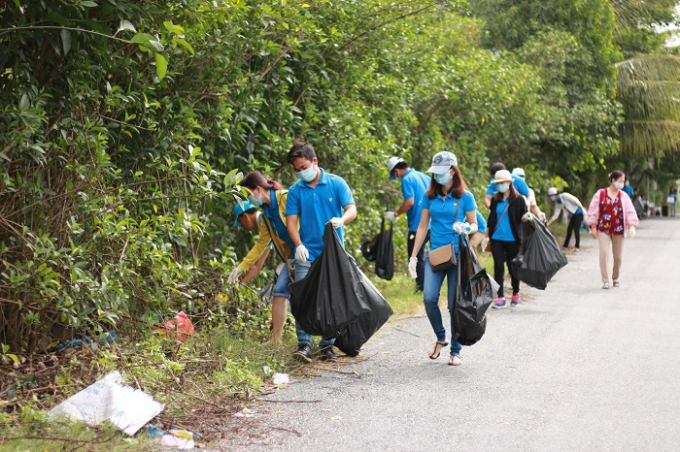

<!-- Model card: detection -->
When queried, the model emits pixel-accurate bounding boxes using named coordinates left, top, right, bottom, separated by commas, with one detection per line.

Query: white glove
left=538, top=211, right=547, bottom=222
left=408, top=257, right=418, bottom=279
left=330, top=217, right=344, bottom=229
left=227, top=267, right=243, bottom=284
left=453, top=221, right=471, bottom=235
left=384, top=211, right=398, bottom=221
left=295, top=244, right=309, bottom=262
left=521, top=212, right=534, bottom=223
left=628, top=226, right=636, bottom=238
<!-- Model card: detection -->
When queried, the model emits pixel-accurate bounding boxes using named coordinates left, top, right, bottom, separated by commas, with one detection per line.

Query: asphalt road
left=219, top=217, right=680, bottom=452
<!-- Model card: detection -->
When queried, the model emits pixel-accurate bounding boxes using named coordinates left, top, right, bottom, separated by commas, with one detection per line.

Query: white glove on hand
left=538, top=211, right=547, bottom=222
left=628, top=226, right=636, bottom=238
left=408, top=257, right=418, bottom=279
left=295, top=245, right=309, bottom=262
left=384, top=211, right=398, bottom=221
left=521, top=212, right=534, bottom=223
left=227, top=267, right=243, bottom=284
left=453, top=222, right=471, bottom=235
left=330, top=217, right=344, bottom=229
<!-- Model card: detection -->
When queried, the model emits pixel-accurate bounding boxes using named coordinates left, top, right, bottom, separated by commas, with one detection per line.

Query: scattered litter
left=330, top=416, right=343, bottom=420
left=161, top=430, right=195, bottom=450
left=262, top=366, right=272, bottom=376
left=146, top=423, right=166, bottom=438
left=160, top=311, right=194, bottom=341
left=233, top=407, right=254, bottom=418
left=48, top=371, right=164, bottom=436
left=272, top=373, right=290, bottom=385
left=49, top=330, right=116, bottom=352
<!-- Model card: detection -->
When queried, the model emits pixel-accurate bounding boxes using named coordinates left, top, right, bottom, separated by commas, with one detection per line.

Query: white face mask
left=497, top=183, right=509, bottom=193
left=613, top=181, right=624, bottom=191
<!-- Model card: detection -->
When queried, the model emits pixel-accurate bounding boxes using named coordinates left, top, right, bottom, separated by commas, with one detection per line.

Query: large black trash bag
left=453, top=237, right=499, bottom=346
left=335, top=275, right=393, bottom=357
left=361, top=234, right=379, bottom=262
left=510, top=217, right=568, bottom=290
left=289, top=224, right=373, bottom=339
left=375, top=219, right=394, bottom=280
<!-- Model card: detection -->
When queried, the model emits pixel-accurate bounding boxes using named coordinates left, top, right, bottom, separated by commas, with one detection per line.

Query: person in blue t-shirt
left=487, top=170, right=528, bottom=309
left=484, top=162, right=530, bottom=208
left=285, top=140, right=357, bottom=363
left=384, top=157, right=431, bottom=291
left=409, top=151, right=478, bottom=367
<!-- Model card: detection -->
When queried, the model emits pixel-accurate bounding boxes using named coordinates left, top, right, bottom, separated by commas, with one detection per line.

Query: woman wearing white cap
left=409, top=151, right=478, bottom=366
left=488, top=170, right=528, bottom=309
left=547, top=187, right=585, bottom=250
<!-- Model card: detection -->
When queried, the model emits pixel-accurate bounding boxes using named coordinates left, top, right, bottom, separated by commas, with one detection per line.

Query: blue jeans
left=294, top=259, right=335, bottom=348
left=422, top=253, right=462, bottom=356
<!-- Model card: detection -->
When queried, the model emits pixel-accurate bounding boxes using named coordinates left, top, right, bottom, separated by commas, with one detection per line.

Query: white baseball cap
left=493, top=169, right=513, bottom=184
left=548, top=187, right=558, bottom=196
left=387, top=157, right=405, bottom=180
left=511, top=167, right=525, bottom=178
left=426, top=151, right=458, bottom=174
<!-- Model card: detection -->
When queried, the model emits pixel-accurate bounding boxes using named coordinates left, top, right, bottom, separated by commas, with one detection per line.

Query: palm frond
left=620, top=120, right=680, bottom=155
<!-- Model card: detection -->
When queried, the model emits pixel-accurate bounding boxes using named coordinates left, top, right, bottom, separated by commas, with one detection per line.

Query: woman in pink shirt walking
left=587, top=170, right=639, bottom=289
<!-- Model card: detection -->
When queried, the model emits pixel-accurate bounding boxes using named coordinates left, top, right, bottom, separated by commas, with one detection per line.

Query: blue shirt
left=401, top=168, right=430, bottom=231
left=492, top=199, right=515, bottom=241
left=421, top=190, right=477, bottom=253
left=486, top=175, right=530, bottom=197
left=476, top=211, right=488, bottom=234
left=285, top=169, right=355, bottom=261
left=622, top=185, right=634, bottom=198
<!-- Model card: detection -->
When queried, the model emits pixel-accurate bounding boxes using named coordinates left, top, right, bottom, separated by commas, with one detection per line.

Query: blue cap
left=233, top=200, right=254, bottom=226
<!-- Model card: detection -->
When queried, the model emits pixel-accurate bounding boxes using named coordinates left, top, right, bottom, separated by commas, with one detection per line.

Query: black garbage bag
left=289, top=224, right=373, bottom=339
left=334, top=275, right=393, bottom=357
left=361, top=234, right=379, bottom=262
left=510, top=217, right=568, bottom=290
left=375, top=219, right=394, bottom=280
left=453, top=237, right=498, bottom=346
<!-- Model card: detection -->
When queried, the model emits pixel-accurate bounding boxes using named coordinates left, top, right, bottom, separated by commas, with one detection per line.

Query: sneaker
left=492, top=297, right=506, bottom=309
left=602, top=283, right=610, bottom=290
left=318, top=346, right=338, bottom=362
left=292, top=343, right=313, bottom=363
left=613, top=280, right=620, bottom=287
left=511, top=293, right=521, bottom=307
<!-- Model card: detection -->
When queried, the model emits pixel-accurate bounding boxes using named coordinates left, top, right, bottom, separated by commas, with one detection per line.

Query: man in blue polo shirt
left=385, top=157, right=430, bottom=291
left=285, top=139, right=357, bottom=363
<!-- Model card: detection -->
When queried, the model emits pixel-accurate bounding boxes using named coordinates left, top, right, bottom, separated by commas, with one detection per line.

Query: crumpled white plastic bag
left=48, top=371, right=164, bottom=436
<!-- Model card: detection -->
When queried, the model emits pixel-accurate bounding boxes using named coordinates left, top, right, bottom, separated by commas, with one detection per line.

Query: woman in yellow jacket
left=228, top=173, right=295, bottom=343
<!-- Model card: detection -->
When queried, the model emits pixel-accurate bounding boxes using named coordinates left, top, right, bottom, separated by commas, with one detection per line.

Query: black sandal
left=428, top=341, right=449, bottom=360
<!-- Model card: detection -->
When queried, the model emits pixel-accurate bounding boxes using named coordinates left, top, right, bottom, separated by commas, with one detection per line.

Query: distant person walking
left=488, top=170, right=528, bottom=309
left=409, top=151, right=478, bottom=366
left=587, top=170, right=639, bottom=289
left=385, top=157, right=431, bottom=291
left=547, top=187, right=585, bottom=251
left=511, top=167, right=546, bottom=222
left=670, top=186, right=678, bottom=217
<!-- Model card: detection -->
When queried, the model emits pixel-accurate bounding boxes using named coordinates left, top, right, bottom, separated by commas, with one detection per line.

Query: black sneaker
left=292, top=344, right=312, bottom=363
left=318, top=346, right=338, bottom=362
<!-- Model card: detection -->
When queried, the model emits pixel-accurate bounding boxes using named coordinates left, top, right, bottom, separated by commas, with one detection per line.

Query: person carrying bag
left=408, top=151, right=479, bottom=367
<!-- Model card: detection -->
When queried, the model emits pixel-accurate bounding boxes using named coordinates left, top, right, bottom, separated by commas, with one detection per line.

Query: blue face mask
left=247, top=194, right=263, bottom=207
left=434, top=172, right=452, bottom=186
left=497, top=183, right=509, bottom=193
left=297, top=165, right=317, bottom=183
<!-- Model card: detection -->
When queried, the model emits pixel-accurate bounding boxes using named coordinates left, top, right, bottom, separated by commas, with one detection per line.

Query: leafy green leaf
left=155, top=53, right=168, bottom=80
left=117, top=20, right=137, bottom=35
left=172, top=37, right=195, bottom=55
left=81, top=1, right=98, bottom=7
left=61, top=29, right=72, bottom=56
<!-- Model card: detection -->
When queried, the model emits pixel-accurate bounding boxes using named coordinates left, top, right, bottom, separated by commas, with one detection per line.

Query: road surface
left=220, top=217, right=680, bottom=451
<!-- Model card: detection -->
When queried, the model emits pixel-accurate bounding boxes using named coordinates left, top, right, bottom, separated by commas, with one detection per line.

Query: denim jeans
left=293, top=259, right=335, bottom=348
left=422, top=253, right=462, bottom=356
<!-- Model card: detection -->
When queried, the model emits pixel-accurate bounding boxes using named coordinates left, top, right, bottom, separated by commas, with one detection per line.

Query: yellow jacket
left=237, top=191, right=293, bottom=272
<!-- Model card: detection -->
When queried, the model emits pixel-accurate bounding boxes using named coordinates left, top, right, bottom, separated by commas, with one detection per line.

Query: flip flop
left=428, top=341, right=448, bottom=360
